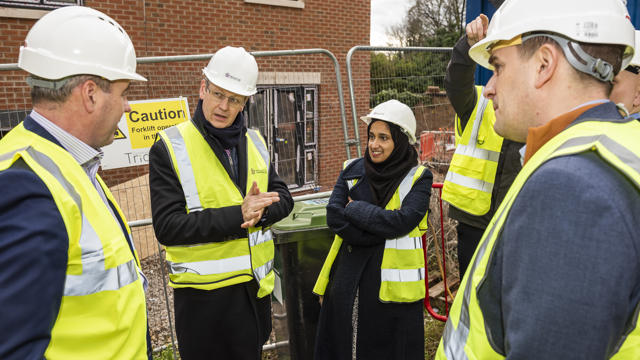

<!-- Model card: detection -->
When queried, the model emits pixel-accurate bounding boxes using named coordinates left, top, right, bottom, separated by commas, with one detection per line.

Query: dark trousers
left=174, top=282, right=271, bottom=360
left=456, top=222, right=485, bottom=278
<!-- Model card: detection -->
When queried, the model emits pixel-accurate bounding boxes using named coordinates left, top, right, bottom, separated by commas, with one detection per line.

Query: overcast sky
left=370, top=0, right=413, bottom=46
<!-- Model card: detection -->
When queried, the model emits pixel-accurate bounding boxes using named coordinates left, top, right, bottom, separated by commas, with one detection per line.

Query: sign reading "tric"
left=101, top=97, right=190, bottom=170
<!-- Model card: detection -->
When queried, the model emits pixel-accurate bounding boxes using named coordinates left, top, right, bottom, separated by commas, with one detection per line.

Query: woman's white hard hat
left=361, top=99, right=417, bottom=144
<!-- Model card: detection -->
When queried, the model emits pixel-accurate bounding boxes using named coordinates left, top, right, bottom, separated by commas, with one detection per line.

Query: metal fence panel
left=346, top=46, right=455, bottom=165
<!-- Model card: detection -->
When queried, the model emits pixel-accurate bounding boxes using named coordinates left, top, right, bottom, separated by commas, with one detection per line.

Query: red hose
left=423, top=232, right=447, bottom=322
left=423, top=182, right=448, bottom=322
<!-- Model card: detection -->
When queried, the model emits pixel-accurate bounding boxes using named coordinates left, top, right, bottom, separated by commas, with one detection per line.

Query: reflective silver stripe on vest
left=454, top=145, right=501, bottom=163
left=384, top=236, right=422, bottom=250
left=0, top=148, right=22, bottom=162
left=381, top=268, right=425, bottom=282
left=397, top=165, right=419, bottom=201
left=442, top=200, right=508, bottom=360
left=454, top=96, right=501, bottom=161
left=249, top=229, right=273, bottom=247
left=444, top=171, right=494, bottom=193
left=168, top=255, right=251, bottom=275
left=65, top=257, right=139, bottom=296
left=442, top=132, right=640, bottom=359
left=446, top=94, right=499, bottom=194
left=254, top=259, right=274, bottom=281
left=469, top=94, right=489, bottom=147
left=247, top=129, right=270, bottom=167
left=557, top=134, right=640, bottom=185
left=19, top=147, right=139, bottom=297
left=381, top=166, right=424, bottom=283
left=343, top=158, right=359, bottom=190
left=385, top=165, right=419, bottom=255
left=163, top=126, right=203, bottom=212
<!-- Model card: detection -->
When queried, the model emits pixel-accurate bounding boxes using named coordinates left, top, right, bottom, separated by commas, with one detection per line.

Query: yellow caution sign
left=125, top=97, right=190, bottom=149
left=102, top=97, right=190, bottom=170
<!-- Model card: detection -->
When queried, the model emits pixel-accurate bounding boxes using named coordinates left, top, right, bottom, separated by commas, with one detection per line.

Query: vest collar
left=341, top=157, right=365, bottom=180
left=523, top=101, right=618, bottom=164
left=23, top=114, right=63, bottom=148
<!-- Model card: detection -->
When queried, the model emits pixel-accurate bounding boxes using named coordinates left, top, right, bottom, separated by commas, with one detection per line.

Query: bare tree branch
left=387, top=0, right=465, bottom=47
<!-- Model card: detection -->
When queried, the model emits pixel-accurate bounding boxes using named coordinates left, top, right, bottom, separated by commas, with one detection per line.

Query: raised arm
left=445, top=14, right=489, bottom=130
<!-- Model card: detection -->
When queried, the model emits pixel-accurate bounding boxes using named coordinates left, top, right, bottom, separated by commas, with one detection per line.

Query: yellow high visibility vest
left=437, top=119, right=640, bottom=360
left=442, top=86, right=504, bottom=216
left=0, top=123, right=148, bottom=360
left=158, top=120, right=274, bottom=298
left=313, top=159, right=429, bottom=303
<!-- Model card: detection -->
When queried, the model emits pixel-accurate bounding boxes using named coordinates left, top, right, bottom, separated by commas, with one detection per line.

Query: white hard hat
left=18, top=6, right=146, bottom=82
left=630, top=30, right=640, bottom=67
left=361, top=99, right=417, bottom=144
left=469, top=0, right=635, bottom=78
left=202, top=46, right=258, bottom=96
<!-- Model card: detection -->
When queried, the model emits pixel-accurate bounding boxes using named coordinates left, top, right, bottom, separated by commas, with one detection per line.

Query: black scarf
left=195, top=99, right=245, bottom=149
left=364, top=120, right=418, bottom=207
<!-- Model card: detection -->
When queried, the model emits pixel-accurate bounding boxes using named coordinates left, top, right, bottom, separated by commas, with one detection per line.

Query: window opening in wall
left=0, top=0, right=81, bottom=10
left=244, top=85, right=318, bottom=191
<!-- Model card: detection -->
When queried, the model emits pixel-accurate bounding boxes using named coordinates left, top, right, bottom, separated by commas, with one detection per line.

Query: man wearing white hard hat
left=0, top=6, right=150, bottom=360
left=437, top=0, right=640, bottom=359
left=611, top=30, right=640, bottom=119
left=314, top=99, right=433, bottom=359
left=149, top=46, right=293, bottom=359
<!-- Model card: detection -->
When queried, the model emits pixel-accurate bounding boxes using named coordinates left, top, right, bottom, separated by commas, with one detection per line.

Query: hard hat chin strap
left=522, top=33, right=614, bottom=83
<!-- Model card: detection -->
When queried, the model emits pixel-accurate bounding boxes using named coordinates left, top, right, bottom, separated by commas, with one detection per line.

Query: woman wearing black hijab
left=314, top=100, right=433, bottom=360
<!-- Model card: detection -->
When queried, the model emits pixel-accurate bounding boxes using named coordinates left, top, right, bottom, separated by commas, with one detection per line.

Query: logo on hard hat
left=225, top=72, right=241, bottom=82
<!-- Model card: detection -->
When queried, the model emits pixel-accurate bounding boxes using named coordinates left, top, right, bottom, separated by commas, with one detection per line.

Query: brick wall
left=0, top=0, right=371, bottom=189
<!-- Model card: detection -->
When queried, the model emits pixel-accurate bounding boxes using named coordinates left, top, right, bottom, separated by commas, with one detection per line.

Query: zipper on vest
left=224, top=148, right=237, bottom=184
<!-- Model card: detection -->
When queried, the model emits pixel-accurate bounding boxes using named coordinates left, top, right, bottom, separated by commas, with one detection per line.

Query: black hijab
left=364, top=119, right=418, bottom=207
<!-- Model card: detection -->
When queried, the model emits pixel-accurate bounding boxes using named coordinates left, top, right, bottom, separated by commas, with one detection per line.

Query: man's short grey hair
left=30, top=75, right=112, bottom=105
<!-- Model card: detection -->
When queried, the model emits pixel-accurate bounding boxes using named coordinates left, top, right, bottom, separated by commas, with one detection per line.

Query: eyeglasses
left=625, top=65, right=640, bottom=75
left=206, top=85, right=245, bottom=108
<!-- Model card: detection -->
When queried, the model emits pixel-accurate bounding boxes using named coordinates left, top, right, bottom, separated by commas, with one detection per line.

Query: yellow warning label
left=125, top=98, right=190, bottom=149
left=114, top=127, right=127, bottom=139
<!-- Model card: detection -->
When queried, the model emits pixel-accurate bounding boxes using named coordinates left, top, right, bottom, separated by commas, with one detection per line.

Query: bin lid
left=271, top=197, right=329, bottom=232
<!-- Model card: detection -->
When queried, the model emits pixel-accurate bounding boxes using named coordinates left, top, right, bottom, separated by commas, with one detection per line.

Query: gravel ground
left=142, top=253, right=177, bottom=352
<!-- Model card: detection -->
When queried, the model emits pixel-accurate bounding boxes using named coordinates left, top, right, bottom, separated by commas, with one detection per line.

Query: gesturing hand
left=241, top=181, right=280, bottom=229
left=466, top=14, right=489, bottom=47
